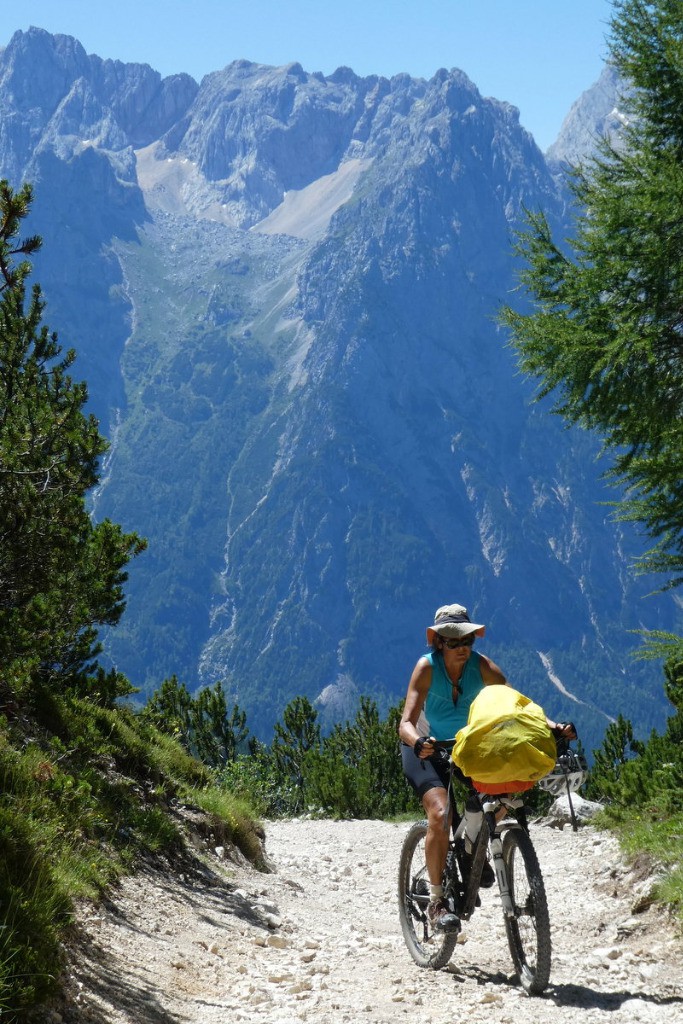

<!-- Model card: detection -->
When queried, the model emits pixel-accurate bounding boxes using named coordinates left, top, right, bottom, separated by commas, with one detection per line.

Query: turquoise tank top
left=422, top=649, right=485, bottom=739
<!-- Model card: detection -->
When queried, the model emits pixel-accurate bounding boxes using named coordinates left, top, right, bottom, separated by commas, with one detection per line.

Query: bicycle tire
left=397, top=821, right=458, bottom=969
left=502, top=828, right=552, bottom=995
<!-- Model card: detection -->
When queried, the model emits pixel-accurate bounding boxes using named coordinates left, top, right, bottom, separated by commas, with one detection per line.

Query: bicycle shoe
left=427, top=899, right=461, bottom=934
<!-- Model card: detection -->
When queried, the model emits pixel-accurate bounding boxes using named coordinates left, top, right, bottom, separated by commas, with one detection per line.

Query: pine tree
left=586, top=713, right=644, bottom=800
left=271, top=697, right=321, bottom=812
left=306, top=698, right=411, bottom=818
left=192, top=681, right=248, bottom=766
left=142, top=675, right=195, bottom=748
left=0, top=181, right=144, bottom=699
left=500, top=0, right=683, bottom=590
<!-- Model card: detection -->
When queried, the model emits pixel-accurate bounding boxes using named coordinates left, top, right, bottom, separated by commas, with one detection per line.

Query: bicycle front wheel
left=502, top=828, right=551, bottom=995
left=397, top=821, right=458, bottom=970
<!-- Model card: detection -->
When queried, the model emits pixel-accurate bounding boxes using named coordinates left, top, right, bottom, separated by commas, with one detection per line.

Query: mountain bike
left=397, top=740, right=585, bottom=995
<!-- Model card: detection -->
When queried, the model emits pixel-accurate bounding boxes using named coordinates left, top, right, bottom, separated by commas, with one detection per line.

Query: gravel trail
left=56, top=817, right=683, bottom=1024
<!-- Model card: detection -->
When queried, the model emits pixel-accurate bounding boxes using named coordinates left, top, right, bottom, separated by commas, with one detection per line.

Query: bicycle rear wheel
left=397, top=821, right=458, bottom=969
left=502, top=828, right=551, bottom=995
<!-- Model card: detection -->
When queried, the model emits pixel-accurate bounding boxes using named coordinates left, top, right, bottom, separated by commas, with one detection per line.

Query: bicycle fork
left=481, top=798, right=525, bottom=920
left=479, top=806, right=516, bottom=921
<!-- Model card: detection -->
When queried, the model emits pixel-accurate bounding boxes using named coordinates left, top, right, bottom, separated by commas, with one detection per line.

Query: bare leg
left=421, top=786, right=450, bottom=886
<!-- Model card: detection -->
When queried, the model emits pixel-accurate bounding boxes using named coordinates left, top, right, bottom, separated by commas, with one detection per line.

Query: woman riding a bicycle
left=398, top=602, right=576, bottom=934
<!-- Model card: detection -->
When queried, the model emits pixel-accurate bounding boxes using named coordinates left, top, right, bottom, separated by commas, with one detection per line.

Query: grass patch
left=186, top=783, right=267, bottom=870
left=388, top=810, right=423, bottom=823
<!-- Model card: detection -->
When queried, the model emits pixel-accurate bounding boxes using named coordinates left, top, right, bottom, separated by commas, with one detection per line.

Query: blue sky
left=9, top=1, right=614, bottom=151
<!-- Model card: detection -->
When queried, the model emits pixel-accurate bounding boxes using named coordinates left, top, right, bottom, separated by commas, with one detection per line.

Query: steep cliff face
left=0, top=29, right=677, bottom=747
left=0, top=27, right=196, bottom=429
left=0, top=27, right=197, bottom=161
left=191, top=68, right=671, bottom=743
left=545, top=65, right=626, bottom=170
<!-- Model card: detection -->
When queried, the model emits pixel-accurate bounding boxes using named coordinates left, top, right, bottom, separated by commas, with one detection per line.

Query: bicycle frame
left=437, top=751, right=523, bottom=915
left=457, top=794, right=526, bottom=920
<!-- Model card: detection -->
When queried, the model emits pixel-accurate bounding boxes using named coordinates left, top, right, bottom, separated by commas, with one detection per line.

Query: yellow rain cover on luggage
left=452, top=685, right=557, bottom=784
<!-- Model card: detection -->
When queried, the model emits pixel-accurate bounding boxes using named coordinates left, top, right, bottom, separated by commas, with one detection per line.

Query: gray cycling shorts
left=401, top=742, right=451, bottom=799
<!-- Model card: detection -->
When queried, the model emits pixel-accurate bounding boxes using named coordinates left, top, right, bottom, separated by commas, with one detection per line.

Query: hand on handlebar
left=413, top=735, right=436, bottom=758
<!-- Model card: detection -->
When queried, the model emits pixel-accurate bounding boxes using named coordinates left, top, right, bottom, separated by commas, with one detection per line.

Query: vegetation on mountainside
left=229, top=694, right=421, bottom=820
left=501, top=0, right=683, bottom=923
left=142, top=675, right=249, bottom=766
left=140, top=678, right=417, bottom=819
left=0, top=183, right=264, bottom=1020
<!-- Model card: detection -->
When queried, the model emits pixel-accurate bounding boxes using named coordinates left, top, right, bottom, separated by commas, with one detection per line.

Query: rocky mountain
left=1, top=28, right=678, bottom=748
left=545, top=64, right=627, bottom=170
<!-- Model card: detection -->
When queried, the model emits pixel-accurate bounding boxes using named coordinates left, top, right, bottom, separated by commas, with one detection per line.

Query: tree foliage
left=141, top=676, right=248, bottom=768
left=271, top=696, right=321, bottom=813
left=0, top=180, right=144, bottom=700
left=586, top=648, right=683, bottom=815
left=499, top=8, right=683, bottom=895
left=193, top=681, right=248, bottom=767
left=188, top=694, right=416, bottom=820
left=142, top=675, right=195, bottom=749
left=305, top=698, right=412, bottom=818
left=585, top=713, right=644, bottom=801
left=500, top=0, right=683, bottom=589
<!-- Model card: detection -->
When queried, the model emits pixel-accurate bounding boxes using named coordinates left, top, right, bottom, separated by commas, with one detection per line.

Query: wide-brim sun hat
left=426, top=603, right=486, bottom=644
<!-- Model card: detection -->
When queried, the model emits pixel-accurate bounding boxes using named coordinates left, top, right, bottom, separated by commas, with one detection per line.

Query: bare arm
left=398, top=657, right=436, bottom=758
left=479, top=653, right=508, bottom=686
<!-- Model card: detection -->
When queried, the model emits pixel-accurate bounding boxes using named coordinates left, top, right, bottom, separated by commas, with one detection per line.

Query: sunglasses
left=439, top=635, right=475, bottom=649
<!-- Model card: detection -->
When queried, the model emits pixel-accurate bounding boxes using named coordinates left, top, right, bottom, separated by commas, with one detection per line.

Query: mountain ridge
left=0, top=27, right=678, bottom=748
left=546, top=64, right=627, bottom=170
